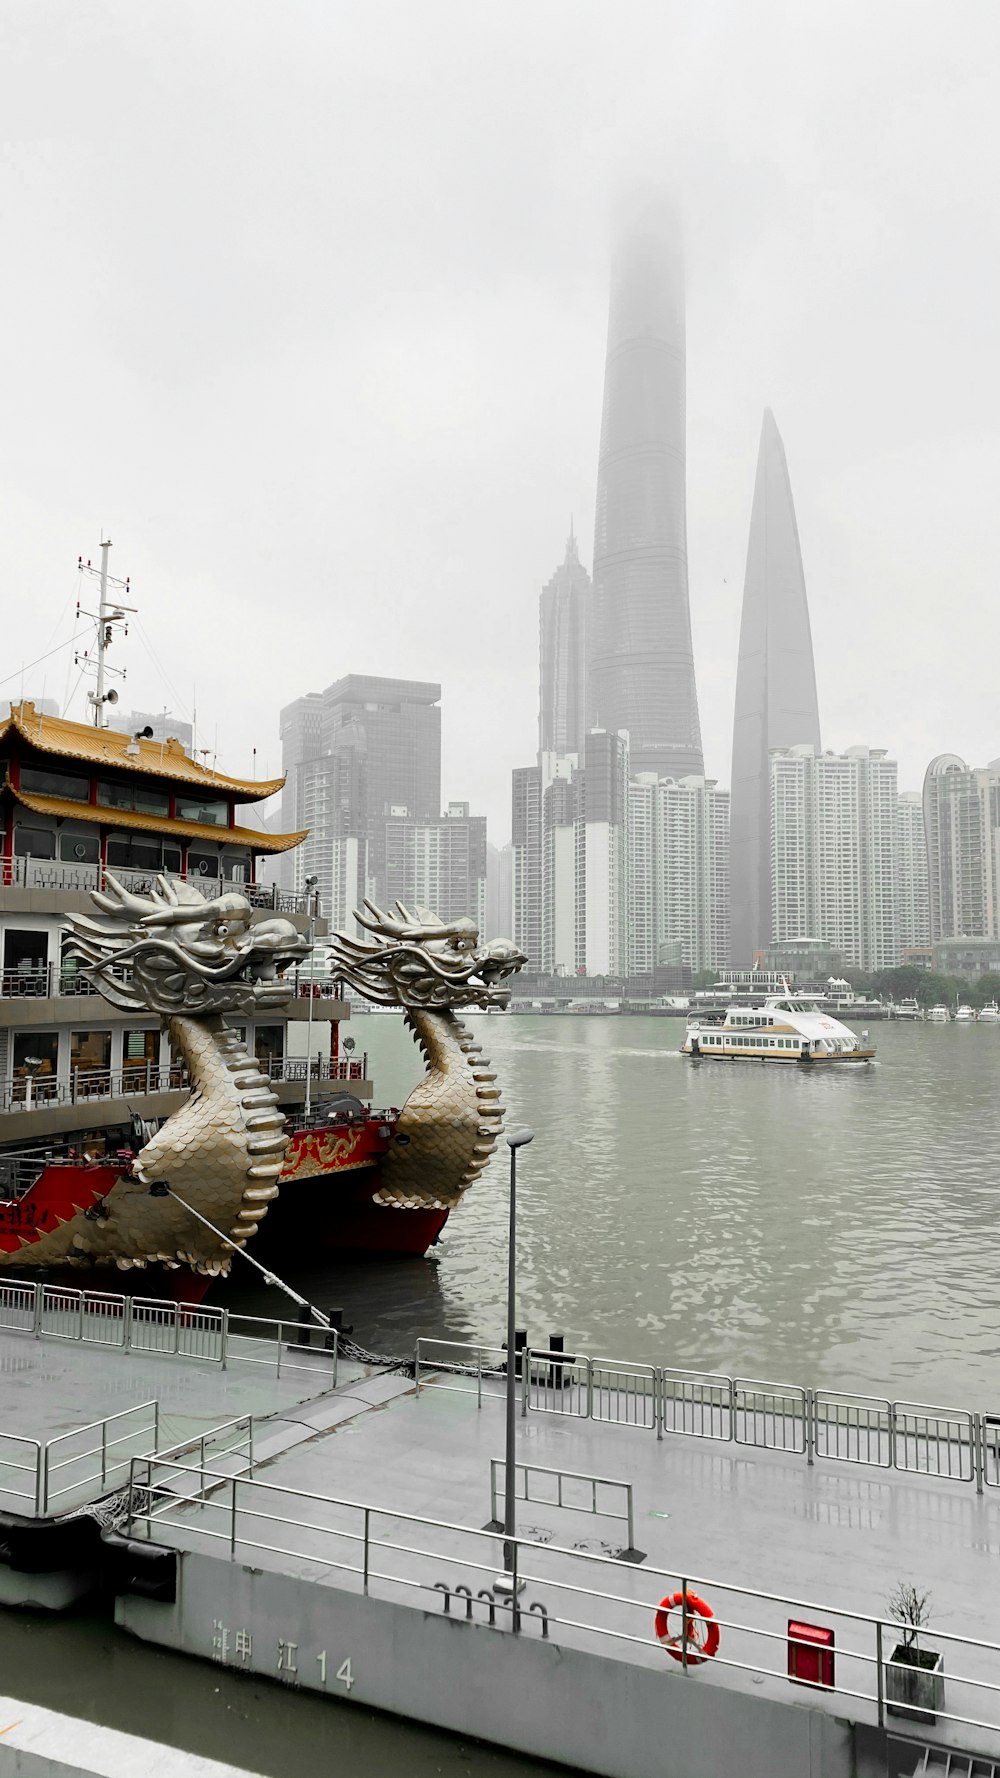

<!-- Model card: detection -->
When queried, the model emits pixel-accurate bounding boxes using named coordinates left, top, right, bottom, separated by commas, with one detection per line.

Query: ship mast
left=75, top=538, right=136, bottom=727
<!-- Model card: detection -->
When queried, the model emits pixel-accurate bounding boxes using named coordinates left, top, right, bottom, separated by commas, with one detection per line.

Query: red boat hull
left=0, top=1115, right=448, bottom=1282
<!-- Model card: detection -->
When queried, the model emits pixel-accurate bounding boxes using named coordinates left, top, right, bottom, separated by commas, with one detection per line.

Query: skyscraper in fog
left=540, top=528, right=589, bottom=756
left=279, top=675, right=441, bottom=918
left=587, top=203, right=703, bottom=780
left=730, top=410, right=821, bottom=963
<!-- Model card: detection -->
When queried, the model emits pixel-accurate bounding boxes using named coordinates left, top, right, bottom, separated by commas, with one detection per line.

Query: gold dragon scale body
left=0, top=875, right=310, bottom=1277
left=327, top=901, right=527, bottom=1209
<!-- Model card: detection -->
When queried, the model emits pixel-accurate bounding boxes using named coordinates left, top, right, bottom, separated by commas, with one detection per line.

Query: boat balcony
left=0, top=966, right=350, bottom=1023
left=0, top=1053, right=369, bottom=1116
left=0, top=855, right=322, bottom=922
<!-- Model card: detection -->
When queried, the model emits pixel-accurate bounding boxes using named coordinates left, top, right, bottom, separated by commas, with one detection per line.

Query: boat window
left=11, top=1030, right=59, bottom=1102
left=13, top=824, right=55, bottom=858
left=20, top=765, right=91, bottom=802
left=58, top=829, right=100, bottom=864
left=188, top=849, right=220, bottom=879
left=71, top=1030, right=112, bottom=1077
left=98, top=779, right=171, bottom=817
left=107, top=834, right=165, bottom=872
left=177, top=796, right=228, bottom=827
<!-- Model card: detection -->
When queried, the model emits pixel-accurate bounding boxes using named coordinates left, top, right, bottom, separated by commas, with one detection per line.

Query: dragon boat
left=0, top=881, right=526, bottom=1290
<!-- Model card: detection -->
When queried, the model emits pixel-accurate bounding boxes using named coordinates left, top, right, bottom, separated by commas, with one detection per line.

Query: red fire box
left=788, top=1620, right=835, bottom=1688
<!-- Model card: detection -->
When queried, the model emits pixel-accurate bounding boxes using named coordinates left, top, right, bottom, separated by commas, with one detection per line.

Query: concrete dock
left=113, top=1339, right=1000, bottom=1778
left=4, top=1290, right=1000, bottom=1777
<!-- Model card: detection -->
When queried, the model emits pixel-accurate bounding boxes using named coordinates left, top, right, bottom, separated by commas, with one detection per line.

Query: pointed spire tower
left=730, top=409, right=821, bottom=963
left=587, top=201, right=703, bottom=777
left=539, top=526, right=590, bottom=757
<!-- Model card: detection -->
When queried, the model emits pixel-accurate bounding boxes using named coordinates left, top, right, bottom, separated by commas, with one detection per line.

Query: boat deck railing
left=414, top=1339, right=1000, bottom=1495
left=0, top=1283, right=339, bottom=1388
left=0, top=1399, right=160, bottom=1516
left=0, top=855, right=321, bottom=918
left=124, top=1451, right=1000, bottom=1751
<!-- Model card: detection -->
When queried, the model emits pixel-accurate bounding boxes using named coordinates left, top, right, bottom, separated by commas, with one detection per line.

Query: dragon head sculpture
left=327, top=900, right=526, bottom=1010
left=66, top=873, right=312, bottom=1016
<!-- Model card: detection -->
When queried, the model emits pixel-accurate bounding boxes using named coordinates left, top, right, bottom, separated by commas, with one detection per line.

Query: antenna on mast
left=75, top=537, right=136, bottom=728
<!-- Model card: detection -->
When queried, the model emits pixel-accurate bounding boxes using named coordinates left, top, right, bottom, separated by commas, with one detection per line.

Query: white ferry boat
left=681, top=994, right=875, bottom=1064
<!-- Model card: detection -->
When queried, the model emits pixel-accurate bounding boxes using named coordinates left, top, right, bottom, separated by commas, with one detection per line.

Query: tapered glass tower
left=730, top=410, right=821, bottom=963
left=587, top=206, right=703, bottom=779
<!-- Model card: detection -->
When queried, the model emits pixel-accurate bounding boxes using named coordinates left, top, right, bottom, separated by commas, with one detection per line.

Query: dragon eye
left=217, top=924, right=230, bottom=937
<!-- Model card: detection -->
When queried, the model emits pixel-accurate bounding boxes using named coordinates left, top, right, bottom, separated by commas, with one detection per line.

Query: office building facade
left=540, top=530, right=590, bottom=757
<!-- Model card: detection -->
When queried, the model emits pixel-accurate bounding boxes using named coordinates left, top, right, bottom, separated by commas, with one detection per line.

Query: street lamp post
left=303, top=875, right=319, bottom=1121
left=495, top=1127, right=534, bottom=1598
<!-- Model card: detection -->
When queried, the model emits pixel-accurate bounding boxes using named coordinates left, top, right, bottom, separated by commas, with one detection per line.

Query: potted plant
left=884, top=1583, right=944, bottom=1724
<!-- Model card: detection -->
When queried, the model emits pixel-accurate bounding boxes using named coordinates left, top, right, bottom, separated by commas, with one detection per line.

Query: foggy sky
left=3, top=2, right=999, bottom=840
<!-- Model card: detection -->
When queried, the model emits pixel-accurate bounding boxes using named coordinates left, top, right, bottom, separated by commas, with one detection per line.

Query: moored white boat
left=979, top=1000, right=1000, bottom=1023
left=955, top=1004, right=975, bottom=1022
left=681, top=994, right=875, bottom=1064
left=926, top=1004, right=950, bottom=1023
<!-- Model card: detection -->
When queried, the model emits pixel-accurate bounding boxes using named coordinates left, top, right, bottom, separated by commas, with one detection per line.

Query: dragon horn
left=89, top=870, right=160, bottom=922
left=140, top=893, right=249, bottom=928
left=354, top=900, right=410, bottom=939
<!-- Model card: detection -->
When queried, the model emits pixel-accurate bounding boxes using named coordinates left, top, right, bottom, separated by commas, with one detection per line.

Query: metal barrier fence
left=0, top=1284, right=338, bottom=1384
left=125, top=1454, right=1000, bottom=1749
left=489, top=1458, right=636, bottom=1553
left=0, top=1400, right=159, bottom=1515
left=414, top=1339, right=1000, bottom=1496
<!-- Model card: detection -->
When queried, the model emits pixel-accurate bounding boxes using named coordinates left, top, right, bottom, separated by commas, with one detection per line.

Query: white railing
left=0, top=856, right=320, bottom=918
left=0, top=1399, right=159, bottom=1515
left=1, top=1055, right=367, bottom=1113
left=414, top=1340, right=1000, bottom=1496
left=125, top=1456, right=1000, bottom=1748
left=0, top=1284, right=338, bottom=1386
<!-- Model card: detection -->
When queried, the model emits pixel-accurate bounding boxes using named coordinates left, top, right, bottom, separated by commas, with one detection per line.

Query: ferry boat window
left=11, top=1031, right=58, bottom=1101
left=3, top=930, right=48, bottom=976
left=254, top=1026, right=284, bottom=1073
left=177, top=796, right=228, bottom=827
left=123, top=1029, right=158, bottom=1075
left=13, top=825, right=55, bottom=858
left=71, top=1030, right=112, bottom=1088
left=97, top=779, right=170, bottom=817
left=106, top=836, right=181, bottom=874
left=188, top=850, right=220, bottom=879
left=107, top=835, right=162, bottom=872
left=20, top=766, right=90, bottom=802
left=58, top=830, right=100, bottom=864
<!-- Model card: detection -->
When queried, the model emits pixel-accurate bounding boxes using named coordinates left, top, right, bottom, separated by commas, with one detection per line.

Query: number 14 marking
left=316, top=1652, right=354, bottom=1691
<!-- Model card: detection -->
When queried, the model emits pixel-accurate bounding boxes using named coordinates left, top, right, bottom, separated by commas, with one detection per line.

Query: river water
left=5, top=1013, right=1000, bottom=1774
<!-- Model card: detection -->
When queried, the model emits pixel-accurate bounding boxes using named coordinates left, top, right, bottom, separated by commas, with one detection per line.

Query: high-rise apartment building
left=770, top=745, right=899, bottom=972
left=587, top=203, right=703, bottom=780
left=896, top=792, right=931, bottom=954
left=629, top=774, right=730, bottom=976
left=730, top=411, right=821, bottom=964
left=923, top=754, right=1000, bottom=941
left=510, top=764, right=542, bottom=970
left=541, top=754, right=580, bottom=975
left=581, top=730, right=630, bottom=976
left=278, top=675, right=441, bottom=910
left=383, top=802, right=487, bottom=930
left=540, top=530, right=590, bottom=757
left=485, top=842, right=514, bottom=941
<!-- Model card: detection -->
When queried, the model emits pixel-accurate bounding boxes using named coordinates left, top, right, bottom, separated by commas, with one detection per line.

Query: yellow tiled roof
left=1, top=701, right=284, bottom=799
left=8, top=787, right=306, bottom=855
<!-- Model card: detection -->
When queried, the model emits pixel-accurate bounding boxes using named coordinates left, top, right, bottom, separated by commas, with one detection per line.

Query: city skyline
left=5, top=8, right=999, bottom=850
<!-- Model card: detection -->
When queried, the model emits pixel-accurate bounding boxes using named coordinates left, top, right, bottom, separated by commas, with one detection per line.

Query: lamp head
left=506, top=1128, right=535, bottom=1150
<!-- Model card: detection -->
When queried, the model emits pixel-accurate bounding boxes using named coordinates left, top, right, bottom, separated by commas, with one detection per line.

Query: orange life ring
left=654, top=1590, right=720, bottom=1664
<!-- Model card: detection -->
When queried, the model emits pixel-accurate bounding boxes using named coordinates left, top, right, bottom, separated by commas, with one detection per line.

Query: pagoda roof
left=0, top=702, right=284, bottom=801
left=7, top=786, right=306, bottom=855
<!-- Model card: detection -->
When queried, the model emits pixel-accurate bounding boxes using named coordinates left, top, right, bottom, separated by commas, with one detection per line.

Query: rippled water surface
left=268, top=1013, right=1000, bottom=1404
